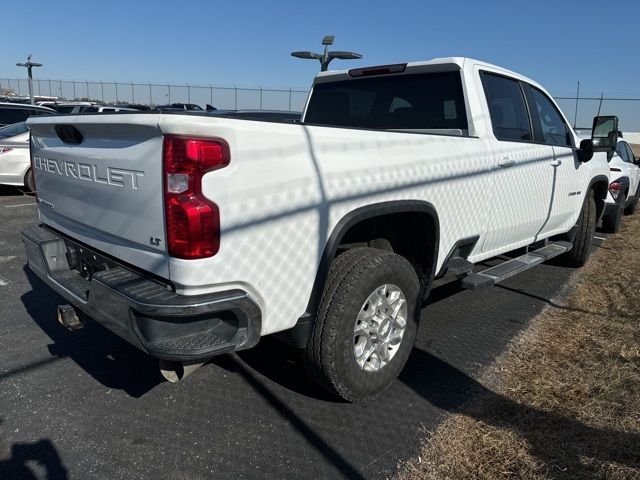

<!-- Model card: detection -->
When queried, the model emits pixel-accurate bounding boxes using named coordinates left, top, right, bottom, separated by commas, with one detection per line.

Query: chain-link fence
left=1, top=77, right=639, bottom=130
left=554, top=95, right=640, bottom=132
left=0, top=78, right=309, bottom=111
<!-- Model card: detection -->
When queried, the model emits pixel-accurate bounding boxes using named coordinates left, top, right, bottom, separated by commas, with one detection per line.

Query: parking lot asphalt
left=0, top=186, right=607, bottom=480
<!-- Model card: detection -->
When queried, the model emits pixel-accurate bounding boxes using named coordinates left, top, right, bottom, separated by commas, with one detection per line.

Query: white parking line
left=0, top=277, right=8, bottom=286
left=594, top=236, right=607, bottom=241
left=4, top=203, right=36, bottom=208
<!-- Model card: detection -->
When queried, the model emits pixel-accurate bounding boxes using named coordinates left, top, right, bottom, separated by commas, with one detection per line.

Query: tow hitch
left=56, top=304, right=85, bottom=330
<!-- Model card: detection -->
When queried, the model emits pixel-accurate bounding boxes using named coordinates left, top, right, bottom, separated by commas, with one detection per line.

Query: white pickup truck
left=22, top=57, right=618, bottom=401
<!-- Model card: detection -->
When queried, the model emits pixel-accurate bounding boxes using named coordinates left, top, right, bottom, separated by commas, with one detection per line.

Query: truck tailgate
left=27, top=114, right=169, bottom=277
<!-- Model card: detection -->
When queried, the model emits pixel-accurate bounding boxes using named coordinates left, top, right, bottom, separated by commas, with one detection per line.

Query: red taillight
left=609, top=181, right=623, bottom=200
left=163, top=135, right=230, bottom=259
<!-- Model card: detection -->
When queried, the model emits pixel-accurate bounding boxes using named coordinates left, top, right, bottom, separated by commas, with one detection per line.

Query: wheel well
left=276, top=203, right=439, bottom=349
left=337, top=211, right=437, bottom=286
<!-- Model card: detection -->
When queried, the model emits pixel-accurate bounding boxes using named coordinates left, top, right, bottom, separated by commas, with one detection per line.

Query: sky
left=2, top=0, right=639, bottom=125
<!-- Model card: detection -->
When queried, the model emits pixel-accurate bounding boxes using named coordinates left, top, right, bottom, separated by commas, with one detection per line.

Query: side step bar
left=461, top=241, right=572, bottom=290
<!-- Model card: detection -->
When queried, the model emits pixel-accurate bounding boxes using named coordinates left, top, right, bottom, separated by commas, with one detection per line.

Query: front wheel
left=304, top=248, right=420, bottom=402
left=561, top=190, right=596, bottom=267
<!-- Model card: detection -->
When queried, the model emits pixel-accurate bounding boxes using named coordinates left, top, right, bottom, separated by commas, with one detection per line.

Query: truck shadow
left=20, top=267, right=162, bottom=398
left=0, top=185, right=25, bottom=197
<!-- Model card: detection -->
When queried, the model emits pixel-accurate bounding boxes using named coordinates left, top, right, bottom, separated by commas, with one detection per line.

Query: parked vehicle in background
left=112, top=104, right=151, bottom=111
left=209, top=109, right=301, bottom=123
left=81, top=105, right=139, bottom=113
left=602, top=138, right=640, bottom=232
left=154, top=103, right=208, bottom=111
left=51, top=102, right=96, bottom=114
left=0, top=121, right=33, bottom=190
left=23, top=57, right=618, bottom=401
left=0, top=102, right=55, bottom=127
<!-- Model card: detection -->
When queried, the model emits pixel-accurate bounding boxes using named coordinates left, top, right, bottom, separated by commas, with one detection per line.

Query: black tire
left=304, top=247, right=420, bottom=402
left=602, top=191, right=625, bottom=233
left=23, top=168, right=35, bottom=193
left=562, top=190, right=596, bottom=267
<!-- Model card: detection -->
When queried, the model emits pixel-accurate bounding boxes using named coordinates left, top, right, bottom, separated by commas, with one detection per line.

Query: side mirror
left=577, top=138, right=594, bottom=163
left=591, top=115, right=619, bottom=152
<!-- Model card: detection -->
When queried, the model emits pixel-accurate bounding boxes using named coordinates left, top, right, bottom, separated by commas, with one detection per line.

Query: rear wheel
left=23, top=168, right=35, bottom=193
left=304, top=248, right=420, bottom=402
left=562, top=190, right=596, bottom=267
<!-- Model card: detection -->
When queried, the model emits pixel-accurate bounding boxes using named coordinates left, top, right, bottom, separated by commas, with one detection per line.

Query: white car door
left=479, top=71, right=555, bottom=253
left=622, top=142, right=640, bottom=197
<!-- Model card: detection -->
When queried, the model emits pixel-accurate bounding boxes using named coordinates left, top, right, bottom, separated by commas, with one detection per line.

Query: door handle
left=498, top=157, right=516, bottom=168
left=550, top=159, right=562, bottom=167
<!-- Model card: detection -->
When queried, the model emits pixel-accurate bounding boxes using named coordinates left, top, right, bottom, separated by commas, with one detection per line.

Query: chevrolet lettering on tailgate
left=33, top=156, right=144, bottom=189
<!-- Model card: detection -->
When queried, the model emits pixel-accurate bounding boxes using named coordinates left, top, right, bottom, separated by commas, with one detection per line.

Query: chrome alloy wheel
left=353, top=284, right=407, bottom=372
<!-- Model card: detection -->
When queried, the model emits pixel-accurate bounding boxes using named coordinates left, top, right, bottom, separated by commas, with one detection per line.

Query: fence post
left=72, top=81, right=76, bottom=100
left=149, top=83, right=152, bottom=106
left=131, top=82, right=135, bottom=103
left=37, top=79, right=41, bottom=97
left=100, top=81, right=104, bottom=102
left=209, top=84, right=213, bottom=106
left=48, top=79, right=52, bottom=97
left=59, top=80, right=63, bottom=99
left=234, top=85, right=238, bottom=109
left=288, top=87, right=292, bottom=111
left=168, top=83, right=171, bottom=104
left=259, top=86, right=263, bottom=109
left=16, top=78, right=21, bottom=95
left=115, top=82, right=119, bottom=103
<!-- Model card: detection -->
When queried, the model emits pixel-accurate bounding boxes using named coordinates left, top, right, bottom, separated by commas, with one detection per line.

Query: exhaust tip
left=159, top=360, right=205, bottom=383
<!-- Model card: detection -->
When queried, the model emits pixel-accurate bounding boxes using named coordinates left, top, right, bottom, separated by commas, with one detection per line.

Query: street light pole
left=16, top=54, right=43, bottom=104
left=291, top=35, right=362, bottom=72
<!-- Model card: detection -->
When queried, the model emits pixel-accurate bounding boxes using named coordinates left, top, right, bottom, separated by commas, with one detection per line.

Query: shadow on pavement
left=0, top=437, right=68, bottom=480
left=0, top=185, right=25, bottom=197
left=403, top=349, right=640, bottom=477
left=20, top=267, right=162, bottom=397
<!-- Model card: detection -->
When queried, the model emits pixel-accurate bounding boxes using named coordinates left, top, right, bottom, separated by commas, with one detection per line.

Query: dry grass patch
left=399, top=216, right=640, bottom=480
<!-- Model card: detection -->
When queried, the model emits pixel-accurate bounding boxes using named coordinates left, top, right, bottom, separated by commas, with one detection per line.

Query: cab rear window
left=304, top=71, right=468, bottom=134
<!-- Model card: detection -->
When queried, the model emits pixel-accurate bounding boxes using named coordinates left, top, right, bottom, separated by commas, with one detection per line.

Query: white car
left=0, top=121, right=33, bottom=190
left=23, top=57, right=616, bottom=401
left=602, top=138, right=640, bottom=232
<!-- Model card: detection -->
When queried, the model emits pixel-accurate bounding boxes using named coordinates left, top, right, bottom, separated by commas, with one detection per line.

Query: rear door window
left=481, top=72, right=532, bottom=142
left=0, top=108, right=30, bottom=125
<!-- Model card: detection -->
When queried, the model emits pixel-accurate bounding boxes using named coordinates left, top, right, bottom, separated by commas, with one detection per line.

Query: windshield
left=0, top=121, right=28, bottom=139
